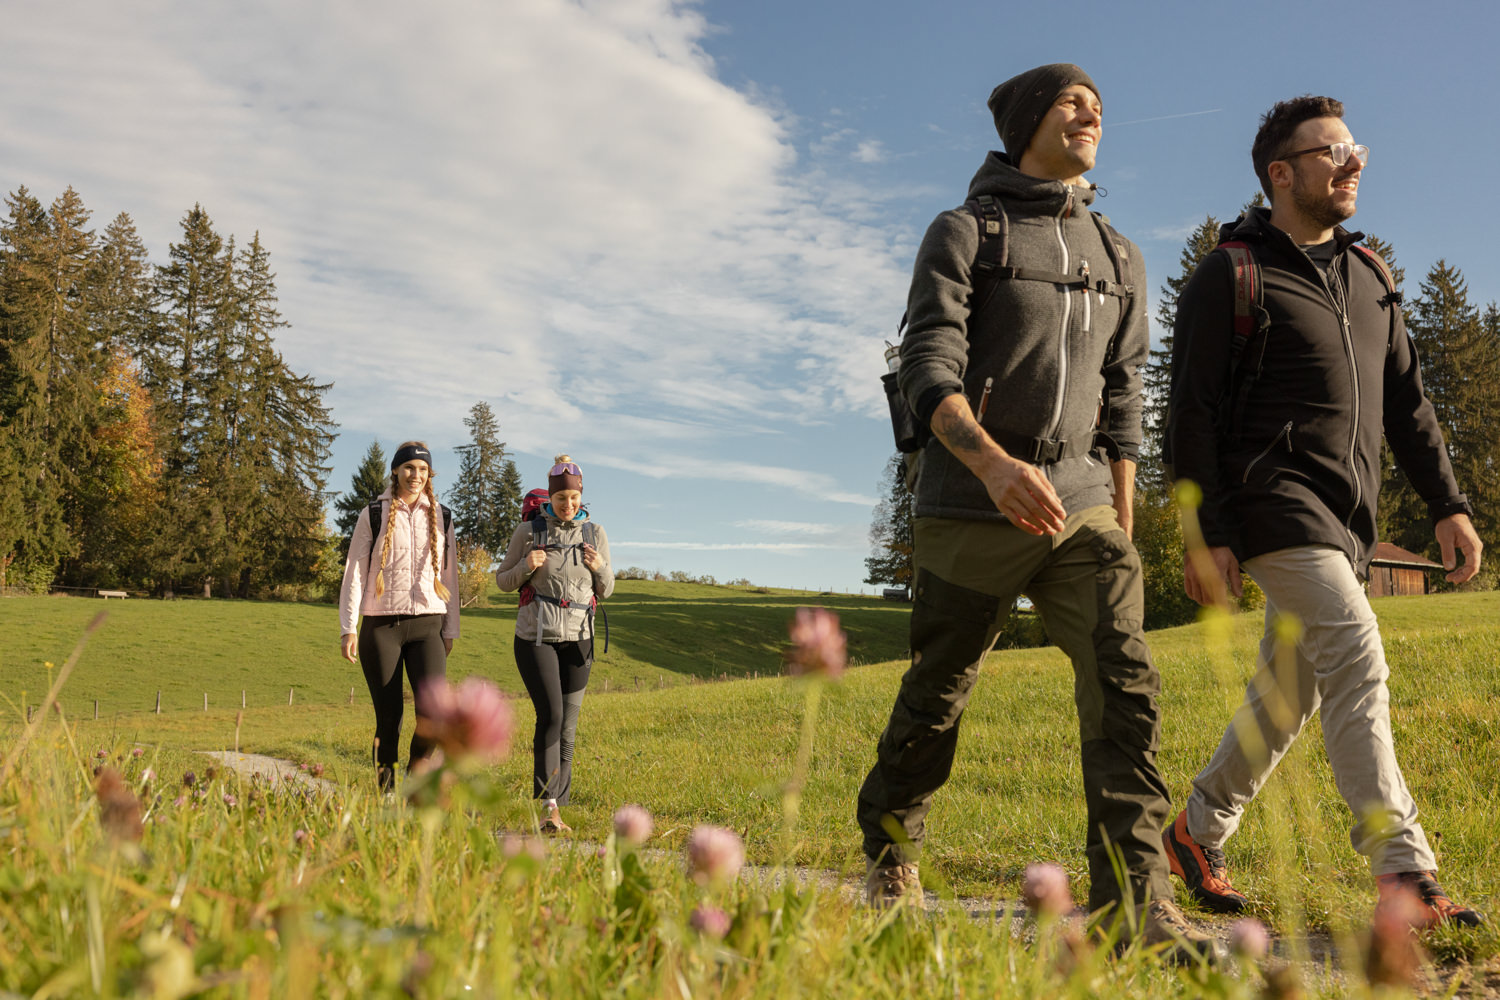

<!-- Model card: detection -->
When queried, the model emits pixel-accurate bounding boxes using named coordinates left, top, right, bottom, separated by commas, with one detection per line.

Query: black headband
left=392, top=445, right=433, bottom=470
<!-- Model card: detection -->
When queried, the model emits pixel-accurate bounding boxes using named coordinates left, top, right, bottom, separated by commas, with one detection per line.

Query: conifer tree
left=451, top=402, right=516, bottom=553
left=1387, top=260, right=1500, bottom=577
left=495, top=457, right=524, bottom=548
left=863, top=453, right=913, bottom=591
left=335, top=441, right=388, bottom=559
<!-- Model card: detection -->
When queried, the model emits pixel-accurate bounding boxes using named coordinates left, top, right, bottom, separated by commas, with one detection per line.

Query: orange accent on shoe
left=1162, top=811, right=1249, bottom=914
left=1376, top=871, right=1483, bottom=929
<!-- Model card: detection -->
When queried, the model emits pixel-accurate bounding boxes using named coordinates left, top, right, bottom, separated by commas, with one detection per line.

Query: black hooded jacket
left=1164, top=208, right=1469, bottom=575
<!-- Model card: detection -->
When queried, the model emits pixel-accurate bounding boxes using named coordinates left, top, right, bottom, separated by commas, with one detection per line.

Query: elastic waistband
left=362, top=613, right=442, bottom=626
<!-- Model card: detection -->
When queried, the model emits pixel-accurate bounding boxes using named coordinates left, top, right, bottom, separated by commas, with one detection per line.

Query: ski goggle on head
left=550, top=462, right=581, bottom=477
left=1279, top=141, right=1368, bottom=168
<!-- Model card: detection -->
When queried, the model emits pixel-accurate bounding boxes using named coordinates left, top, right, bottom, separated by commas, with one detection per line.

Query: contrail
left=1106, top=108, right=1223, bottom=128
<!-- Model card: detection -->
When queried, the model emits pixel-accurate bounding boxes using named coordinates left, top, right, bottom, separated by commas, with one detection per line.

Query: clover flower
left=686, top=825, right=745, bottom=886
left=95, top=767, right=143, bottom=843
left=417, top=677, right=514, bottom=762
left=613, top=804, right=653, bottom=846
left=1021, top=862, right=1072, bottom=917
left=784, top=607, right=847, bottom=678
left=689, top=904, right=732, bottom=939
left=1229, top=918, right=1270, bottom=961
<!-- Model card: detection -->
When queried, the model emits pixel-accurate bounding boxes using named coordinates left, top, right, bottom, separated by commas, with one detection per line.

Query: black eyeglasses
left=1280, top=142, right=1368, bottom=167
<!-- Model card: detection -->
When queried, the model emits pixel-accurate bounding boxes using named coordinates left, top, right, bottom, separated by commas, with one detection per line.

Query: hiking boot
left=539, top=808, right=571, bottom=835
left=1376, top=871, right=1483, bottom=928
left=1138, top=899, right=1224, bottom=965
left=865, top=858, right=924, bottom=910
left=1163, top=811, right=1249, bottom=914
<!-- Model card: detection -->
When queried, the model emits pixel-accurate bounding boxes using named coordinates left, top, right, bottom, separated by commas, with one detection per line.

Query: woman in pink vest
left=339, top=441, right=460, bottom=791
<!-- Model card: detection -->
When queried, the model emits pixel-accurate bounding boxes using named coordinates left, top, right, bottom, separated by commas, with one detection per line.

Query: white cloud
left=0, top=0, right=909, bottom=495
left=852, top=140, right=887, bottom=164
left=610, top=541, right=841, bottom=552
left=734, top=519, right=841, bottom=535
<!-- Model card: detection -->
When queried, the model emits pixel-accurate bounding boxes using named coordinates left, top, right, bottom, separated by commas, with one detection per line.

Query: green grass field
left=3, top=585, right=1498, bottom=996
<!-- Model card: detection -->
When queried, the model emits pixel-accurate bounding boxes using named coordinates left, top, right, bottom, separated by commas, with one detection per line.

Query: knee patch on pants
left=1083, top=530, right=1160, bottom=751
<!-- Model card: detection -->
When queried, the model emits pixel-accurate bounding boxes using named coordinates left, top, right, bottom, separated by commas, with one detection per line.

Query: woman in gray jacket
left=495, top=455, right=613, bottom=832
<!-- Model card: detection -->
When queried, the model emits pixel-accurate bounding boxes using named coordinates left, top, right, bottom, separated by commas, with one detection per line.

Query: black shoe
left=1163, top=811, right=1249, bottom=914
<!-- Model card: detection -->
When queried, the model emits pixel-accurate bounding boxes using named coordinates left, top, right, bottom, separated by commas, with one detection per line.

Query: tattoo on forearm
left=934, top=409, right=982, bottom=453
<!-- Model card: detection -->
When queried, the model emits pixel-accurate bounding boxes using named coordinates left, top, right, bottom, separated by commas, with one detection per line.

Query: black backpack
left=361, top=499, right=453, bottom=562
left=883, top=195, right=1135, bottom=461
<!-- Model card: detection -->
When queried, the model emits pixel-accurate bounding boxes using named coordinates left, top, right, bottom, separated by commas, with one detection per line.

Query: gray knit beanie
left=987, top=63, right=1099, bottom=162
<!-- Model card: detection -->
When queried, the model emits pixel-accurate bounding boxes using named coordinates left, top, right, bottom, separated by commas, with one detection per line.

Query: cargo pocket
left=1085, top=529, right=1160, bottom=751
left=896, top=568, right=1007, bottom=730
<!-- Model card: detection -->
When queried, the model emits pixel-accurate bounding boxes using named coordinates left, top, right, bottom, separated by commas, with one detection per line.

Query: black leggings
left=514, top=635, right=593, bottom=805
left=359, top=614, right=447, bottom=781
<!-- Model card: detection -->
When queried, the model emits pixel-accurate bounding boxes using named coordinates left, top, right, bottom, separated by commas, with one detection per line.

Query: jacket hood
left=965, top=151, right=1098, bottom=215
left=1224, top=206, right=1363, bottom=252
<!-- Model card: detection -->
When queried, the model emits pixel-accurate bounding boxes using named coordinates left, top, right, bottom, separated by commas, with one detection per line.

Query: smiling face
left=394, top=460, right=430, bottom=502
left=1016, top=84, right=1101, bottom=184
left=1277, top=116, right=1361, bottom=231
left=550, top=490, right=581, bottom=521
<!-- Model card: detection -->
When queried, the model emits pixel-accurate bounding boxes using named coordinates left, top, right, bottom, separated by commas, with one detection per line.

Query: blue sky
left=5, top=0, right=1497, bottom=592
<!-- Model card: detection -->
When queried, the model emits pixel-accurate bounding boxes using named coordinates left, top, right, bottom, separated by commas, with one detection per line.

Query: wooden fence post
left=203, top=693, right=208, bottom=712
left=349, top=686, right=355, bottom=705
left=241, top=690, right=246, bottom=709
left=155, top=690, right=161, bottom=714
left=94, top=699, right=99, bottom=720
left=287, top=687, right=294, bottom=706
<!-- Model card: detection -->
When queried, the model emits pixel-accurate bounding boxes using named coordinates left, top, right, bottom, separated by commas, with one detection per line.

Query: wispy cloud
left=734, top=519, right=841, bottom=535
left=852, top=140, right=887, bottom=164
left=1, top=0, right=908, bottom=493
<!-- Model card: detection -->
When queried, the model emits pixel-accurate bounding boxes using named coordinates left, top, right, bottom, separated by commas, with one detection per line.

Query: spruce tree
left=495, top=457, right=524, bottom=549
left=863, top=453, right=913, bottom=591
left=451, top=401, right=514, bottom=553
left=336, top=441, right=388, bottom=558
left=1390, top=260, right=1500, bottom=577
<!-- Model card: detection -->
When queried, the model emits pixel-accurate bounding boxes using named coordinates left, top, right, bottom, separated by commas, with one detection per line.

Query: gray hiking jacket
left=495, top=511, right=613, bottom=644
left=899, top=152, right=1148, bottom=521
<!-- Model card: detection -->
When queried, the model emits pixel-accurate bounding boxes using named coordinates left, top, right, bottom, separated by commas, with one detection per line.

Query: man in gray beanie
left=856, top=64, right=1217, bottom=963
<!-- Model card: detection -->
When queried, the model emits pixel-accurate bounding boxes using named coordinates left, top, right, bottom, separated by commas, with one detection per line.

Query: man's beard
left=1291, top=168, right=1355, bottom=231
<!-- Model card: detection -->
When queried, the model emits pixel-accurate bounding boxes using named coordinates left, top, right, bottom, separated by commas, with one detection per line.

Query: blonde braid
left=425, top=477, right=451, bottom=601
left=373, top=477, right=398, bottom=598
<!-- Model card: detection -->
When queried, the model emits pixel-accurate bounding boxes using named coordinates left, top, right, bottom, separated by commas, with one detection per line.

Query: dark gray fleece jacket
left=899, top=152, right=1149, bottom=521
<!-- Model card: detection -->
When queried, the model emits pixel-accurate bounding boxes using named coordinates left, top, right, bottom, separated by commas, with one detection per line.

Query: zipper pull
left=976, top=377, right=994, bottom=423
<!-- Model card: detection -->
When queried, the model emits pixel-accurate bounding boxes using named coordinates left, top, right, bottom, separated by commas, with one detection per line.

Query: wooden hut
left=1367, top=542, right=1442, bottom=596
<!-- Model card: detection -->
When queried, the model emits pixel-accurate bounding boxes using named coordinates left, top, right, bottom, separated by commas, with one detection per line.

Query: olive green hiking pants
left=856, top=505, right=1174, bottom=910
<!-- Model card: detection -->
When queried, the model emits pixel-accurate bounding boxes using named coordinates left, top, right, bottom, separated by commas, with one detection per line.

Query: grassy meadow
left=2, top=585, right=1498, bottom=996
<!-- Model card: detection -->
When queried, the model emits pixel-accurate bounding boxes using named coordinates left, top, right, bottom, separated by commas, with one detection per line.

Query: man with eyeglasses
left=1164, top=95, right=1484, bottom=928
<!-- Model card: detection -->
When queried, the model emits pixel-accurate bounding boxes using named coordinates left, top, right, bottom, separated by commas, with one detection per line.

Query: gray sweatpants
left=1184, top=544, right=1436, bottom=874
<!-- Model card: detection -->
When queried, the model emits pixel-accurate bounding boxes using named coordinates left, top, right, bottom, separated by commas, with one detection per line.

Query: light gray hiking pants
left=1184, top=544, right=1437, bottom=874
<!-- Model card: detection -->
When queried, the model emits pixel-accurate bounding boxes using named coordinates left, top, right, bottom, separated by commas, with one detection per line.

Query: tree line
left=868, top=204, right=1500, bottom=628
left=0, top=184, right=535, bottom=601
left=0, top=186, right=336, bottom=597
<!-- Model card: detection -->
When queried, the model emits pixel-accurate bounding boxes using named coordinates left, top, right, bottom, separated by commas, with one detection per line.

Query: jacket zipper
left=1242, top=420, right=1293, bottom=483
left=1043, top=187, right=1074, bottom=441
left=1326, top=255, right=1362, bottom=526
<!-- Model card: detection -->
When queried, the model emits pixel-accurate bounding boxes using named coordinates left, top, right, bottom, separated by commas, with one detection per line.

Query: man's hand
left=1184, top=545, right=1242, bottom=606
left=1436, top=513, right=1483, bottom=584
left=929, top=394, right=1066, bottom=535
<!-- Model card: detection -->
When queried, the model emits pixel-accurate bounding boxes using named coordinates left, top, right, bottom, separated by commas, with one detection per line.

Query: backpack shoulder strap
left=1350, top=244, right=1404, bottom=306
left=530, top=517, right=548, bottom=551
left=365, top=501, right=384, bottom=562
left=1216, top=241, right=1266, bottom=361
left=439, top=503, right=452, bottom=532
left=965, top=196, right=1087, bottom=289
left=1088, top=213, right=1135, bottom=302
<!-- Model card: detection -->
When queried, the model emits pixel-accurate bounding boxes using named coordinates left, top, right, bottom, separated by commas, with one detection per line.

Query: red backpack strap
left=1218, top=241, right=1259, bottom=352
left=1350, top=244, right=1404, bottom=306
